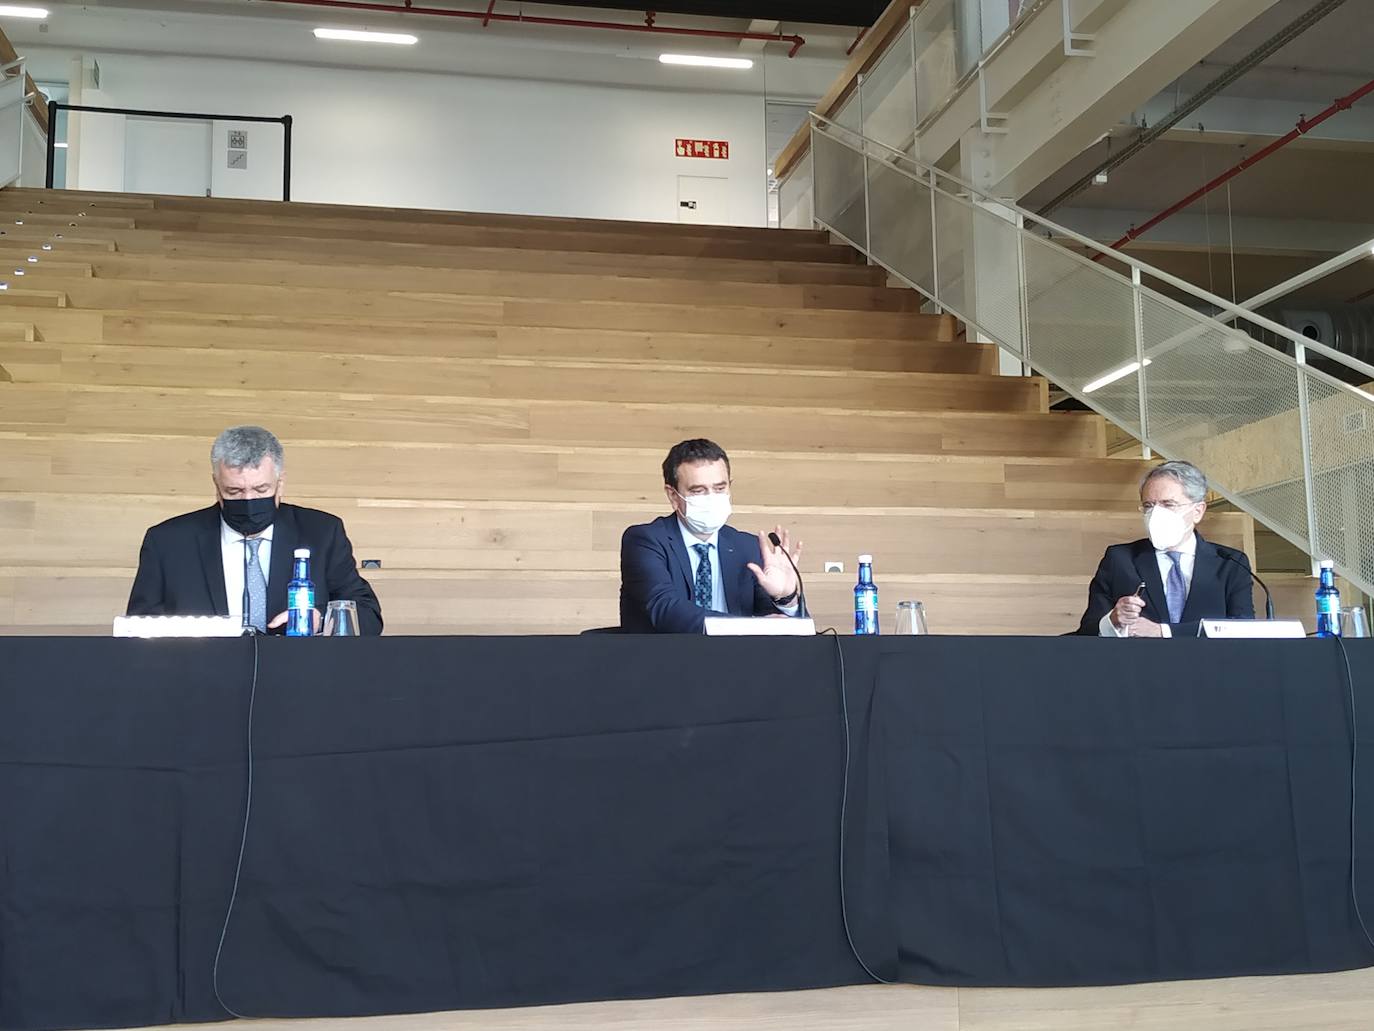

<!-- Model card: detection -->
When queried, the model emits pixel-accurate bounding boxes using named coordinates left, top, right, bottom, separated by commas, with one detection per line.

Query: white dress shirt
left=1099, top=531, right=1197, bottom=639
left=677, top=519, right=799, bottom=617
left=221, top=519, right=274, bottom=623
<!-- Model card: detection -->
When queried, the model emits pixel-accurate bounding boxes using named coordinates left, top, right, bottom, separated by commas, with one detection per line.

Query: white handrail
left=812, top=112, right=1374, bottom=384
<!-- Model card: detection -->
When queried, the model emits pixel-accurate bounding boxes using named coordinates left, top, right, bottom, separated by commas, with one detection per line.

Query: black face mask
left=221, top=496, right=278, bottom=537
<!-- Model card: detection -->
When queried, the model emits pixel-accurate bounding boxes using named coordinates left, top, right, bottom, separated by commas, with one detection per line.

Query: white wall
left=28, top=48, right=772, bottom=225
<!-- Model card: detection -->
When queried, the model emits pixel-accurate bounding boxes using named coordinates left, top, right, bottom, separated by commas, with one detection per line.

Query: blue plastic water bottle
left=286, top=548, right=316, bottom=637
left=1315, top=559, right=1341, bottom=638
left=854, top=554, right=879, bottom=635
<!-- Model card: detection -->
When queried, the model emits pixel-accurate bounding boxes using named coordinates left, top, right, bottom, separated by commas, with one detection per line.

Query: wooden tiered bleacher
left=0, top=187, right=1259, bottom=635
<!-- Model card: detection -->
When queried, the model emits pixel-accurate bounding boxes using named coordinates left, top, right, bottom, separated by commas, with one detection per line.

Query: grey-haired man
left=127, top=426, right=382, bottom=635
left=1076, top=460, right=1254, bottom=638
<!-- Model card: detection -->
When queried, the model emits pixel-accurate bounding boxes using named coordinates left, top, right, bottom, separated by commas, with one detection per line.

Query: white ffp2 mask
left=678, top=492, right=732, bottom=537
left=1145, top=505, right=1191, bottom=551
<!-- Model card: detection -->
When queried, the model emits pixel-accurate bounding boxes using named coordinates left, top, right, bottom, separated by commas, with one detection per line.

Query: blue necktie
left=693, top=543, right=713, bottom=610
left=244, top=537, right=268, bottom=633
left=1165, top=551, right=1186, bottom=625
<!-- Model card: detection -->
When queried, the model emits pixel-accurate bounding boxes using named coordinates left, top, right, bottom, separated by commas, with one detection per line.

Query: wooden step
left=95, top=220, right=859, bottom=265
left=0, top=433, right=1149, bottom=509
left=0, top=383, right=1106, bottom=458
left=19, top=278, right=932, bottom=337
left=129, top=233, right=885, bottom=286
left=0, top=322, right=34, bottom=341
left=0, top=342, right=1045, bottom=413
left=0, top=256, right=93, bottom=277
left=1, top=188, right=833, bottom=244
left=0, top=229, right=117, bottom=252
left=28, top=310, right=974, bottom=374
left=0, top=288, right=67, bottom=309
left=0, top=492, right=1253, bottom=577
left=13, top=254, right=923, bottom=314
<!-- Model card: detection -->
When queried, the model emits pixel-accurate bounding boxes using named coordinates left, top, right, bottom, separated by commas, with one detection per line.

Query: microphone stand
left=768, top=531, right=808, bottom=622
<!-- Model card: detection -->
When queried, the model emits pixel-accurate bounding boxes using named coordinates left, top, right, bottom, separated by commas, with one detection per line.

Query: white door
left=124, top=117, right=211, bottom=197
left=677, top=175, right=729, bottom=225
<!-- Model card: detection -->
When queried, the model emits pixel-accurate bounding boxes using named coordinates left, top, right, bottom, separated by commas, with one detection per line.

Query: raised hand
left=746, top=525, right=803, bottom=603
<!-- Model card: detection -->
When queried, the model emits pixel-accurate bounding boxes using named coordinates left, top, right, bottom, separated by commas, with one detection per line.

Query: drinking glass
left=894, top=601, right=929, bottom=635
left=1340, top=606, right=1369, bottom=639
left=324, top=600, right=360, bottom=637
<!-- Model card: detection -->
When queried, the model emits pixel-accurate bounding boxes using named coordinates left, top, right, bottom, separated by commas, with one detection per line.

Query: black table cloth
left=0, top=636, right=1371, bottom=1031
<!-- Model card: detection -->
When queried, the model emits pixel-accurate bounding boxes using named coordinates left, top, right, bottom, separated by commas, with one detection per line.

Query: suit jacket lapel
left=719, top=529, right=744, bottom=616
left=267, top=504, right=296, bottom=617
left=659, top=516, right=694, bottom=597
left=1182, top=535, right=1217, bottom=623
left=198, top=506, right=230, bottom=616
left=1132, top=542, right=1169, bottom=624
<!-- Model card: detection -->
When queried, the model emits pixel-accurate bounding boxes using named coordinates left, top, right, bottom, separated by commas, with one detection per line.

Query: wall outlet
left=824, top=561, right=845, bottom=574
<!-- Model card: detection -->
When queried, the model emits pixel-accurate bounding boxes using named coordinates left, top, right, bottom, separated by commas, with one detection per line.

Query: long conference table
left=2, top=635, right=1373, bottom=1031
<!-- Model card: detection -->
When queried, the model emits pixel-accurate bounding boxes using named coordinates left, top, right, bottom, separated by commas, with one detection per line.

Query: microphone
left=768, top=531, right=807, bottom=620
left=1219, top=548, right=1275, bottom=620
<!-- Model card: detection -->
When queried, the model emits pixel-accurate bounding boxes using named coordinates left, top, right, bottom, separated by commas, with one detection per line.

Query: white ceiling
left=3, top=0, right=853, bottom=100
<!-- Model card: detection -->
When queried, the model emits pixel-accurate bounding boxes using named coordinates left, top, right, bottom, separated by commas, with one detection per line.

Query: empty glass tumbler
left=323, top=600, right=360, bottom=637
left=894, top=601, right=929, bottom=635
left=1340, top=606, right=1369, bottom=639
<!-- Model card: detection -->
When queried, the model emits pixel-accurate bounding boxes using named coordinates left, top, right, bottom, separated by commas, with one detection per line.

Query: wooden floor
left=125, top=968, right=1374, bottom=1030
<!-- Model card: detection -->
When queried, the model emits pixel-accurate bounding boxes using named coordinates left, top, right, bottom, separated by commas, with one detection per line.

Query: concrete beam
left=1134, top=93, right=1374, bottom=149
left=921, top=0, right=1283, bottom=198
left=1054, top=206, right=1374, bottom=254
left=739, top=19, right=781, bottom=55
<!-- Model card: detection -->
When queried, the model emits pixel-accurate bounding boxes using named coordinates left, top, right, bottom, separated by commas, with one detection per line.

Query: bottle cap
left=1319, top=559, right=1334, bottom=569
left=858, top=554, right=873, bottom=564
left=294, top=548, right=311, bottom=558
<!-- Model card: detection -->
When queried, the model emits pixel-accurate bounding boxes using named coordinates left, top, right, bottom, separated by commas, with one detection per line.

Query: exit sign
left=676, top=138, right=730, bottom=159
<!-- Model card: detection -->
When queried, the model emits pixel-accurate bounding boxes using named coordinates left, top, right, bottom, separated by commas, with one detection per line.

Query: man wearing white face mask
left=1075, top=460, right=1255, bottom=637
left=618, top=439, right=805, bottom=634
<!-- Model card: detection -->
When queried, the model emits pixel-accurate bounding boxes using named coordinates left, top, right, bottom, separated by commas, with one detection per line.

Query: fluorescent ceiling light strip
left=659, top=53, right=753, bottom=70
left=1083, top=358, right=1151, bottom=394
left=0, top=5, right=49, bottom=18
left=313, top=27, right=417, bottom=45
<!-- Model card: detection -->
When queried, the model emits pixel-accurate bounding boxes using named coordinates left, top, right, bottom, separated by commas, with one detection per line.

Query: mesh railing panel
left=812, top=129, right=867, bottom=248
left=968, top=203, right=1025, bottom=355
left=933, top=188, right=973, bottom=322
left=913, top=0, right=957, bottom=125
left=867, top=159, right=934, bottom=298
left=1020, top=233, right=1141, bottom=434
left=1303, top=368, right=1374, bottom=586
left=778, top=160, right=814, bottom=231
left=1143, top=302, right=1310, bottom=552
left=860, top=23, right=918, bottom=154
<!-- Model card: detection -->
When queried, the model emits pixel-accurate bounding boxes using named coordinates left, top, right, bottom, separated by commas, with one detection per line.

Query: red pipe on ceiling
left=259, top=0, right=807, bottom=56
left=1108, top=77, right=1374, bottom=251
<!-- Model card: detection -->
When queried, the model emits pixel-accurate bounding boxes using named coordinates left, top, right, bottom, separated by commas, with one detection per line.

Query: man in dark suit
left=1076, top=460, right=1254, bottom=638
left=620, top=439, right=805, bottom=634
left=127, top=425, right=382, bottom=635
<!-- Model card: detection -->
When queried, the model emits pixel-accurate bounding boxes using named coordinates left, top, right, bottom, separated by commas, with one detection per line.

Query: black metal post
left=281, top=114, right=293, bottom=203
left=45, top=100, right=60, bottom=189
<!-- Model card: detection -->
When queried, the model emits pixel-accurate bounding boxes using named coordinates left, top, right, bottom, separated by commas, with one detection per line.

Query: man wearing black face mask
left=126, top=425, right=382, bottom=635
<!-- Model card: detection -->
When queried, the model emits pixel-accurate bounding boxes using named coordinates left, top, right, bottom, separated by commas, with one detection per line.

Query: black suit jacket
left=619, top=514, right=803, bottom=634
left=1075, top=533, right=1254, bottom=637
left=126, top=503, right=383, bottom=635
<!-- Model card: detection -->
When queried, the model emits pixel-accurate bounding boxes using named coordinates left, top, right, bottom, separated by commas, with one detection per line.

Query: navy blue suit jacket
left=126, top=503, right=383, bottom=635
left=619, top=514, right=796, bottom=634
left=1075, top=533, right=1255, bottom=637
